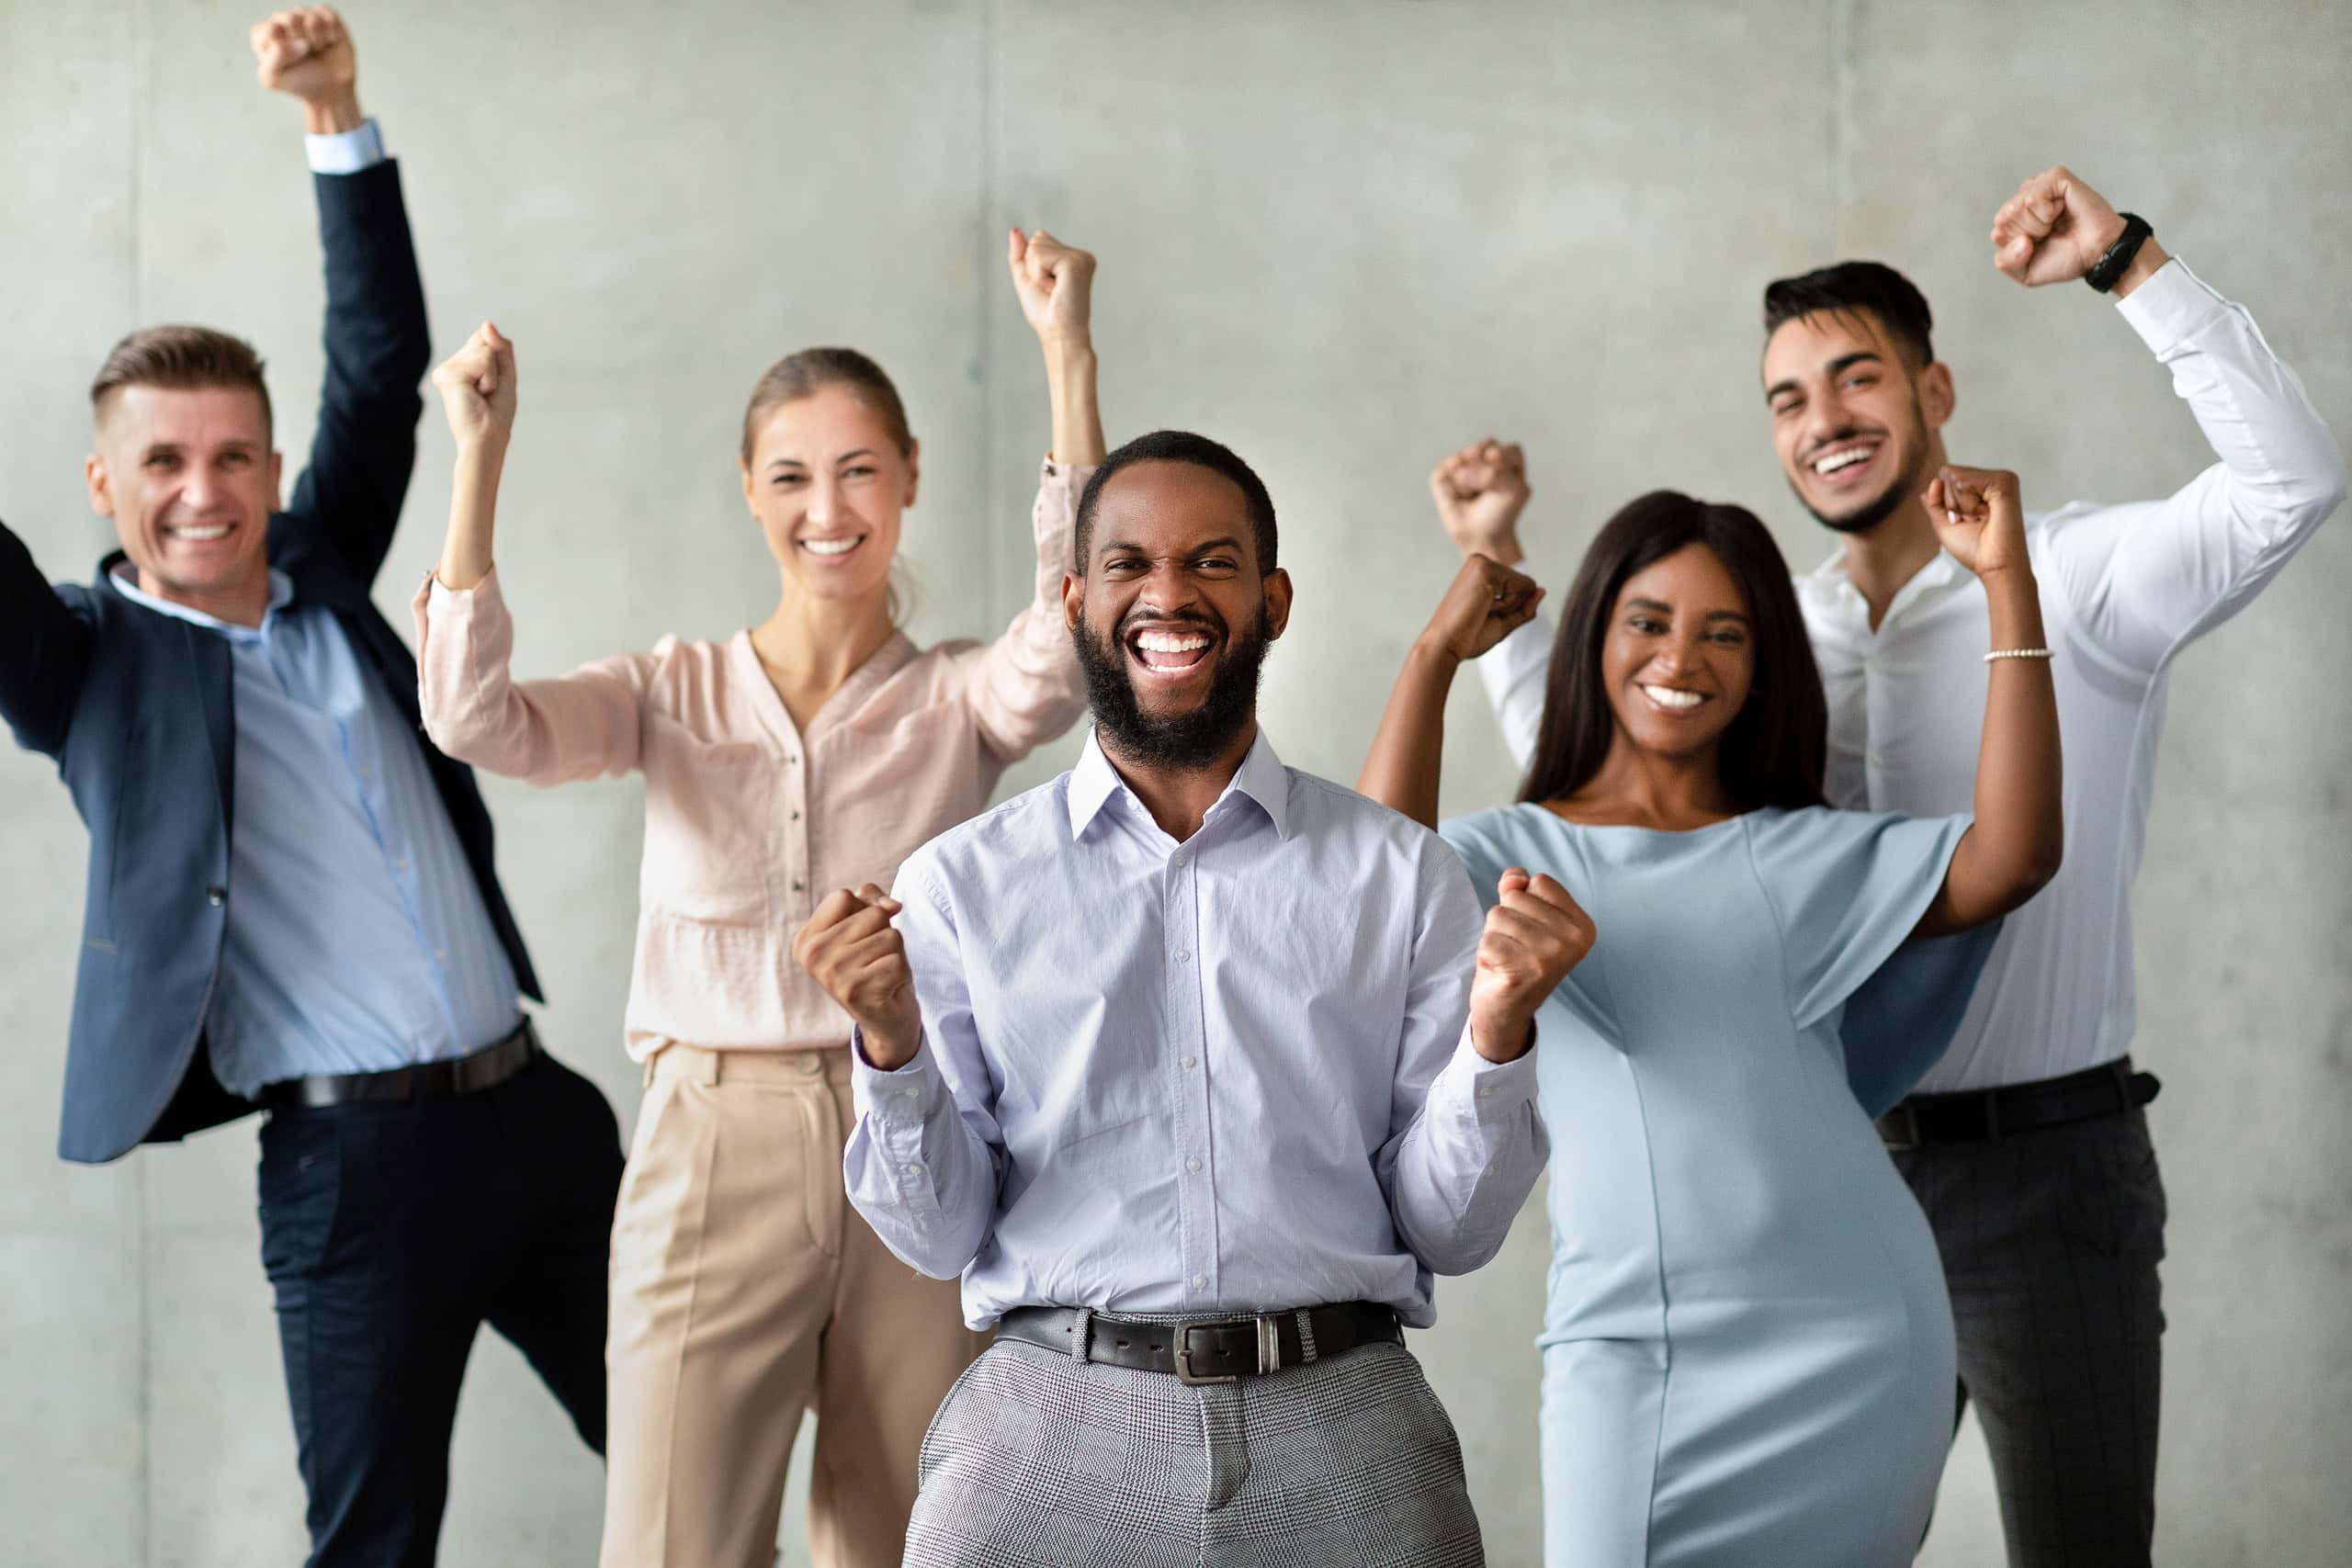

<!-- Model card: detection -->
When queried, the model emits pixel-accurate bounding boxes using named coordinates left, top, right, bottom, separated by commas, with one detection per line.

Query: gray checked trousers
left=902, top=1330, right=1484, bottom=1567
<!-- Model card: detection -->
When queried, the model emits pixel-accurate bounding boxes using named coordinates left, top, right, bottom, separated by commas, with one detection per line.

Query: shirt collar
left=1066, top=726, right=1293, bottom=842
left=1798, top=542, right=1967, bottom=623
left=110, top=563, right=295, bottom=634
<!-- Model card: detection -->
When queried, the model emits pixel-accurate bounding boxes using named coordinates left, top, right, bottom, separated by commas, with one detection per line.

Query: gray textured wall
left=3, top=2, right=2346, bottom=1564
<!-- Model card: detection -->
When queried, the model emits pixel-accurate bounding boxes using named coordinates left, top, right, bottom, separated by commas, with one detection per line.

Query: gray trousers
left=903, top=1332, right=1483, bottom=1567
left=1892, top=1104, right=2167, bottom=1567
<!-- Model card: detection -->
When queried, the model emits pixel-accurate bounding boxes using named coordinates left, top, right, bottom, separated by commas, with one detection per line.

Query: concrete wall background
left=2, top=1, right=2346, bottom=1562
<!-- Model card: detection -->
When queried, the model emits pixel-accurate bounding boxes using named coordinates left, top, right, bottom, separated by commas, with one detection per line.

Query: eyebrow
left=765, top=447, right=881, bottom=473
left=1098, top=535, right=1247, bottom=558
left=141, top=440, right=258, bottom=457
left=1764, top=349, right=1885, bottom=405
left=1624, top=597, right=1748, bottom=623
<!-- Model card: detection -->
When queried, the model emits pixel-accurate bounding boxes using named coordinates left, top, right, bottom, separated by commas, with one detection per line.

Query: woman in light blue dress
left=1358, top=471, right=2063, bottom=1567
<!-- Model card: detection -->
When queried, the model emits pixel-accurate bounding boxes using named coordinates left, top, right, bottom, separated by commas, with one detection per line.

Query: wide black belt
left=997, top=1302, right=1402, bottom=1386
left=260, top=1017, right=539, bottom=1111
left=1878, top=1055, right=2159, bottom=1149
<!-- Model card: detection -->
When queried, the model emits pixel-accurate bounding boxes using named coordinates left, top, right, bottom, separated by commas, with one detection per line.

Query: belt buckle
left=1173, top=1316, right=1258, bottom=1385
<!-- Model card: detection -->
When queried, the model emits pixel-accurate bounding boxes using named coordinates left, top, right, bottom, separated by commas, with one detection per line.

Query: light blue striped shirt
left=112, top=569, right=519, bottom=1096
left=846, top=728, right=1547, bottom=1329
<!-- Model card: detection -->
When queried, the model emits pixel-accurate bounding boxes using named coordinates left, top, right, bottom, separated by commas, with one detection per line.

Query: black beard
left=1794, top=411, right=1931, bottom=536
left=1074, top=603, right=1270, bottom=770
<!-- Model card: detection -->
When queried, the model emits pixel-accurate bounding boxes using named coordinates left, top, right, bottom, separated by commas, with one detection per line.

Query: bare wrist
left=301, top=93, right=364, bottom=136
left=1470, top=1010, right=1533, bottom=1064
left=2107, top=239, right=2169, bottom=301
left=861, top=1026, right=920, bottom=1073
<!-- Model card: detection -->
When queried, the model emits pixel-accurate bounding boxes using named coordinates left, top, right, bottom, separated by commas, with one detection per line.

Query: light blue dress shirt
left=113, top=571, right=518, bottom=1097
left=845, top=728, right=1548, bottom=1330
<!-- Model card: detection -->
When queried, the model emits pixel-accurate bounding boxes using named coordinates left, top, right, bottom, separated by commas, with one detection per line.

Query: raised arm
left=1912, top=466, right=2064, bottom=936
left=0, top=524, right=96, bottom=759
left=1431, top=438, right=1552, bottom=771
left=806, top=875, right=1004, bottom=1280
left=412, top=326, right=650, bottom=784
left=1357, top=553, right=1545, bottom=828
left=253, top=9, right=432, bottom=586
left=952, top=230, right=1105, bottom=761
left=1988, top=166, right=2347, bottom=675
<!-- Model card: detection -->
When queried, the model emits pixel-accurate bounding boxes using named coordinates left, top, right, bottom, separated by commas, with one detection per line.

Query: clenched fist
left=1419, top=552, right=1544, bottom=663
left=251, top=7, right=359, bottom=133
left=1008, top=228, right=1095, bottom=347
left=1922, top=465, right=2028, bottom=581
left=431, top=322, right=517, bottom=450
left=1989, top=166, right=2165, bottom=295
left=1468, top=869, right=1594, bottom=1063
left=795, top=886, right=922, bottom=1070
left=1432, top=438, right=1531, bottom=566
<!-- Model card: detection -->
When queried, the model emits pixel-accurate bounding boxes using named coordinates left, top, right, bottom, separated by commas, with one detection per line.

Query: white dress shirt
left=1480, top=257, right=2346, bottom=1092
left=844, top=728, right=1548, bottom=1329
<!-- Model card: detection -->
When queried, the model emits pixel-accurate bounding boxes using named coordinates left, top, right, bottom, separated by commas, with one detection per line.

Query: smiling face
left=86, top=383, right=283, bottom=622
left=741, top=382, right=916, bottom=604
left=1064, top=457, right=1292, bottom=770
left=1761, top=307, right=1952, bottom=536
left=1598, top=542, right=1755, bottom=764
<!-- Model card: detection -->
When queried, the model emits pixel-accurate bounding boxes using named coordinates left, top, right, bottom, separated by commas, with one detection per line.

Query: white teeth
left=1135, top=631, right=1210, bottom=654
left=170, top=525, right=231, bottom=541
left=1641, top=685, right=1705, bottom=710
left=1814, top=446, right=1874, bottom=476
left=801, top=536, right=861, bottom=557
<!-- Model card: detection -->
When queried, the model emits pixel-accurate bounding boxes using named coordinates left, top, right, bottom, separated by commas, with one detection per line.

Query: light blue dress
left=1442, top=804, right=1987, bottom=1568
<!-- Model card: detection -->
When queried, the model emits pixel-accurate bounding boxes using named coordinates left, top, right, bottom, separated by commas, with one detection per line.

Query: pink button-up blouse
left=412, top=459, right=1092, bottom=1060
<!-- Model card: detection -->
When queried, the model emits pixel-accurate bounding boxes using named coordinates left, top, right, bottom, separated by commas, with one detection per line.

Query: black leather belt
left=997, top=1302, right=1401, bottom=1386
left=260, top=1018, right=539, bottom=1111
left=1879, top=1056, right=2159, bottom=1149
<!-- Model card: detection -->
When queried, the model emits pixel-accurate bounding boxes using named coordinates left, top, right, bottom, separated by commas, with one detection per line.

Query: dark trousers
left=1892, top=1103, right=2166, bottom=1567
left=256, top=1048, right=625, bottom=1568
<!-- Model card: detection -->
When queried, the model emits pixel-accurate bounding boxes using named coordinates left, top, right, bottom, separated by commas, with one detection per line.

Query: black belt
left=260, top=1018, right=539, bottom=1111
left=1878, top=1056, right=2159, bottom=1149
left=997, top=1303, right=1401, bottom=1386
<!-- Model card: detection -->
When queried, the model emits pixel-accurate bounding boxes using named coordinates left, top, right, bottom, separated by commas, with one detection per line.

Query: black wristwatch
left=2085, top=211, right=2154, bottom=293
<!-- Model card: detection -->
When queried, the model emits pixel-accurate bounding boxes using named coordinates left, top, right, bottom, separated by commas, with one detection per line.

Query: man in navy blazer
left=0, top=12, right=622, bottom=1565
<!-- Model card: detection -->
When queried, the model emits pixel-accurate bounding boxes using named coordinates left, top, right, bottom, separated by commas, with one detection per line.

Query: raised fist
left=793, top=886, right=922, bottom=1070
left=251, top=7, right=356, bottom=116
left=1431, top=439, right=1531, bottom=564
left=1989, top=166, right=2131, bottom=288
left=1922, top=465, right=2028, bottom=580
left=1007, top=229, right=1095, bottom=345
left=1468, top=869, right=1594, bottom=1063
left=1421, top=552, right=1544, bottom=663
left=430, top=322, right=517, bottom=450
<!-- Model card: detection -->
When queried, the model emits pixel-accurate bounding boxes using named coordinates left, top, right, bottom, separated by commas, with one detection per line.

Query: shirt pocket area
left=639, top=718, right=778, bottom=927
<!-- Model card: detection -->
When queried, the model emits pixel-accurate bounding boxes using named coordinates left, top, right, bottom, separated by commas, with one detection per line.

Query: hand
left=1989, top=165, right=2130, bottom=288
left=1431, top=439, right=1531, bottom=564
left=1420, top=553, right=1544, bottom=662
left=1008, top=229, right=1095, bottom=348
left=1924, top=465, right=2030, bottom=580
left=430, top=322, right=517, bottom=450
left=793, top=885, right=922, bottom=1070
left=1468, top=869, right=1594, bottom=1062
left=251, top=7, right=359, bottom=131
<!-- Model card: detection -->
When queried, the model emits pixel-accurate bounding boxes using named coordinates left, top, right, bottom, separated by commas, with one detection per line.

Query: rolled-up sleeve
left=842, top=861, right=1004, bottom=1280
left=1375, top=838, right=1549, bottom=1274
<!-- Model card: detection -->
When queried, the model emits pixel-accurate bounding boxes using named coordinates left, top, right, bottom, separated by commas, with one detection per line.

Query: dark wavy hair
left=1075, top=429, right=1278, bottom=574
left=1518, top=491, right=1826, bottom=812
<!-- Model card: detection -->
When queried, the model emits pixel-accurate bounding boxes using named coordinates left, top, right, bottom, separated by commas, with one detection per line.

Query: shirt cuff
left=850, top=1027, right=944, bottom=1122
left=1444, top=1020, right=1542, bottom=1111
left=306, top=118, right=387, bottom=175
left=2114, top=256, right=2225, bottom=355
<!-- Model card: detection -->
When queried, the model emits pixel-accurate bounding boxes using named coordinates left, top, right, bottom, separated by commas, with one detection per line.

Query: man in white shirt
left=1458, top=166, right=2345, bottom=1566
left=797, top=429, right=1589, bottom=1566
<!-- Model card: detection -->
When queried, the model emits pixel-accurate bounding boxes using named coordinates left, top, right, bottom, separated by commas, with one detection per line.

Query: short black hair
left=1074, top=429, right=1279, bottom=575
left=1762, top=261, right=1935, bottom=367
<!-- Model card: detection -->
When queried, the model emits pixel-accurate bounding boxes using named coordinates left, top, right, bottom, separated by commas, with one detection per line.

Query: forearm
left=1357, top=641, right=1460, bottom=828
left=844, top=1034, right=1001, bottom=1278
left=1382, top=1040, right=1547, bottom=1275
left=1044, top=338, right=1103, bottom=467
left=437, top=441, right=506, bottom=591
left=0, top=523, right=92, bottom=756
left=1952, top=571, right=2063, bottom=918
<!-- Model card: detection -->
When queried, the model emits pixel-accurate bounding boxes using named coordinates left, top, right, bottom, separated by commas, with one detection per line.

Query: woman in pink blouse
left=413, top=231, right=1105, bottom=1568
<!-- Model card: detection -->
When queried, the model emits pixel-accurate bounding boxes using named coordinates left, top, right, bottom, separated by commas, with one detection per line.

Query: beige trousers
left=600, top=1043, right=986, bottom=1568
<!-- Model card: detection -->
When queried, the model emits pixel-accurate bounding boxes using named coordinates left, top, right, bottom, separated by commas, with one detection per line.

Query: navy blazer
left=0, top=162, right=541, bottom=1165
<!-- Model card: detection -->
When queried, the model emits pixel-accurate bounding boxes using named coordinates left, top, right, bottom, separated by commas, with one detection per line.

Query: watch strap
left=2085, top=211, right=2154, bottom=293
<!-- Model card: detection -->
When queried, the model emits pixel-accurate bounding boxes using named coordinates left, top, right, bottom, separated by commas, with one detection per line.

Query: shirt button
left=899, top=1086, right=920, bottom=1100
left=1174, top=949, right=1191, bottom=964
left=1180, top=1055, right=1198, bottom=1070
left=900, top=1162, right=921, bottom=1178
left=800, top=1055, right=824, bottom=1076
left=787, top=753, right=799, bottom=766
left=204, top=886, right=227, bottom=907
left=1191, top=1274, right=1207, bottom=1290
left=792, top=879, right=805, bottom=893
left=790, top=809, right=801, bottom=821
left=1185, top=1157, right=1202, bottom=1174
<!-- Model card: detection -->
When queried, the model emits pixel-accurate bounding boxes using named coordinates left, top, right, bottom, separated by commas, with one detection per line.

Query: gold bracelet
left=1983, top=648, right=2053, bottom=663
